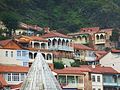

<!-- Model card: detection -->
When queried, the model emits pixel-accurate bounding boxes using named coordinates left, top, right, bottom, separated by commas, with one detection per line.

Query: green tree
left=1, top=12, right=19, bottom=37
left=54, top=61, right=64, bottom=69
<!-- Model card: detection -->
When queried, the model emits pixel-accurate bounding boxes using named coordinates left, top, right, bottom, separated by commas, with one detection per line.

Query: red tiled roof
left=0, top=75, right=8, bottom=86
left=95, top=50, right=107, bottom=55
left=42, top=31, right=71, bottom=38
left=30, top=36, right=48, bottom=42
left=0, top=39, right=11, bottom=46
left=0, top=65, right=29, bottom=73
left=19, top=22, right=43, bottom=31
left=111, top=49, right=120, bottom=53
left=74, top=43, right=93, bottom=50
left=80, top=27, right=100, bottom=33
left=80, top=65, right=118, bottom=74
left=53, top=67, right=85, bottom=75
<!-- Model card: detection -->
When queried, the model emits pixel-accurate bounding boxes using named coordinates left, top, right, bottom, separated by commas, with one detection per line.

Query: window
left=97, top=76, right=100, bottom=82
left=23, top=62, right=28, bottom=66
left=21, top=73, right=25, bottom=81
left=67, top=76, right=75, bottom=83
left=17, top=51, right=21, bottom=56
left=92, top=75, right=95, bottom=82
left=7, top=73, right=11, bottom=81
left=11, top=51, right=13, bottom=57
left=22, top=51, right=27, bottom=57
left=5, top=51, right=8, bottom=57
left=12, top=73, right=19, bottom=81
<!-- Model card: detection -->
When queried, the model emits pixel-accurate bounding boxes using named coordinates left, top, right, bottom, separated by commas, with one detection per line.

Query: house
left=80, top=65, right=120, bottom=90
left=68, top=27, right=113, bottom=50
left=0, top=39, right=29, bottom=66
left=15, top=35, right=53, bottom=66
left=94, top=29, right=112, bottom=50
left=41, top=29, right=74, bottom=66
left=53, top=67, right=85, bottom=90
left=0, top=65, right=29, bottom=89
left=73, top=43, right=96, bottom=64
left=16, top=22, right=43, bottom=36
left=100, top=49, right=120, bottom=72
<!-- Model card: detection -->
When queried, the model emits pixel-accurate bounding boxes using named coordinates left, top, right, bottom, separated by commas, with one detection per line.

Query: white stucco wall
left=100, top=52, right=120, bottom=72
left=91, top=73, right=103, bottom=90
left=0, top=49, right=22, bottom=65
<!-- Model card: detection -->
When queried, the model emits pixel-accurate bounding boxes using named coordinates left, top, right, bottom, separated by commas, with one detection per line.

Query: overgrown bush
left=54, top=61, right=64, bottom=69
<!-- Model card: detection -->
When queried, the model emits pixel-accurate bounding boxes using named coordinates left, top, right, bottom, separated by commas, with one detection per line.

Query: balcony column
left=66, top=75, right=67, bottom=85
left=39, top=42, right=41, bottom=49
left=31, top=41, right=34, bottom=48
left=74, top=75, right=77, bottom=86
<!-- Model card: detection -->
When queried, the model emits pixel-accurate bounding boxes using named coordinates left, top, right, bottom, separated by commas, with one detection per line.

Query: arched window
left=34, top=42, right=39, bottom=48
left=48, top=39, right=51, bottom=46
left=29, top=52, right=33, bottom=59
left=96, top=35, right=99, bottom=40
left=34, top=53, right=37, bottom=59
left=47, top=54, right=52, bottom=60
left=41, top=43, right=46, bottom=49
left=58, top=39, right=61, bottom=45
left=66, top=40, right=69, bottom=46
left=82, top=36, right=87, bottom=42
left=62, top=39, right=65, bottom=46
left=52, top=39, right=57, bottom=46
left=100, top=34, right=104, bottom=39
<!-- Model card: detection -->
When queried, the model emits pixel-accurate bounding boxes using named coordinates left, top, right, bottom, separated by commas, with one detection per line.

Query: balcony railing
left=61, top=83, right=84, bottom=88
left=95, top=39, right=106, bottom=44
left=48, top=45, right=74, bottom=52
left=103, top=82, right=118, bottom=86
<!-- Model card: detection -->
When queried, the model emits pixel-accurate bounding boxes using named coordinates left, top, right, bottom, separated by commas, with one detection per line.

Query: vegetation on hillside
left=1, top=0, right=120, bottom=33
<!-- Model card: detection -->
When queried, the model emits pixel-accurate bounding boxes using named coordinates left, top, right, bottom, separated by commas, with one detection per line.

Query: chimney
left=44, top=27, right=50, bottom=33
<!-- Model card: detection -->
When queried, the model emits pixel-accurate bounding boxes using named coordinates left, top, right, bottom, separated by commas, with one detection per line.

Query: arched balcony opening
left=58, top=39, right=61, bottom=45
left=41, top=43, right=46, bottom=49
left=52, top=39, right=57, bottom=46
left=100, top=34, right=104, bottom=39
left=66, top=40, right=69, bottom=46
left=41, top=53, right=45, bottom=59
left=113, top=75, right=117, bottom=83
left=78, top=36, right=81, bottom=41
left=82, top=36, right=87, bottom=42
left=73, top=36, right=77, bottom=41
left=34, top=42, right=40, bottom=48
left=34, top=53, right=37, bottom=59
left=48, top=39, right=51, bottom=46
left=96, top=35, right=99, bottom=40
left=62, top=39, right=65, bottom=46
left=46, top=54, right=52, bottom=60
left=29, top=52, right=33, bottom=59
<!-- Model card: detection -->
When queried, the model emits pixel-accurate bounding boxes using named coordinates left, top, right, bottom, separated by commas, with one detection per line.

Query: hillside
left=0, top=0, right=120, bottom=33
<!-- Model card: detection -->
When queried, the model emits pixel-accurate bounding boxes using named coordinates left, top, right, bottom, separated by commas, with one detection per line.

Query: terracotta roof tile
left=42, top=31, right=71, bottom=38
left=80, top=65, right=118, bottom=74
left=0, top=39, right=11, bottom=46
left=30, top=36, right=48, bottom=42
left=54, top=68, right=85, bottom=75
left=0, top=65, right=29, bottom=73
left=80, top=27, right=100, bottom=33
left=74, top=43, right=93, bottom=50
left=111, top=49, right=120, bottom=53
left=95, top=50, right=107, bottom=55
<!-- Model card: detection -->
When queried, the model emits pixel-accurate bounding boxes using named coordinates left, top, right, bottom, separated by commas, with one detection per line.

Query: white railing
left=48, top=45, right=74, bottom=51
